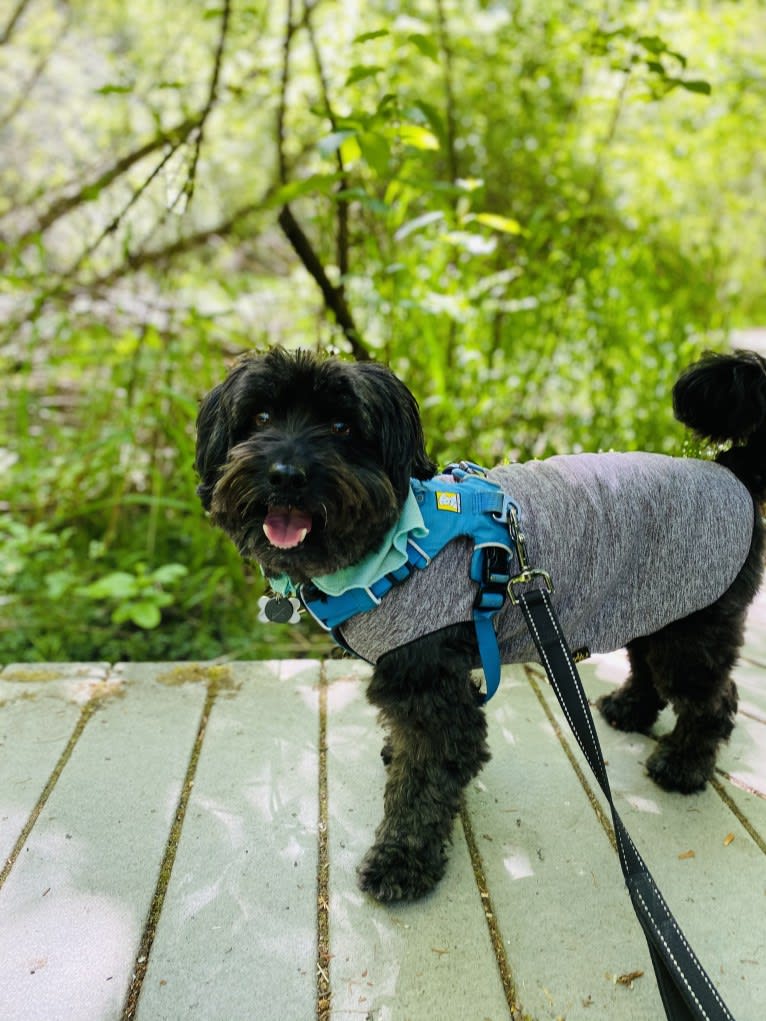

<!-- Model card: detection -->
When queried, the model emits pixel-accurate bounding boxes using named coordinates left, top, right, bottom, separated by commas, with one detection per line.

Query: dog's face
left=195, top=347, right=436, bottom=582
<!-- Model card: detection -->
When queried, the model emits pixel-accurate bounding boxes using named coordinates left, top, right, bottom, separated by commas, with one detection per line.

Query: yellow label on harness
left=436, top=491, right=461, bottom=513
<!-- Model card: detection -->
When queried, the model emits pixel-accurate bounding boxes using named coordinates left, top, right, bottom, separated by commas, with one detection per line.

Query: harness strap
left=300, top=473, right=516, bottom=701
left=518, top=586, right=735, bottom=1021
left=300, top=538, right=430, bottom=631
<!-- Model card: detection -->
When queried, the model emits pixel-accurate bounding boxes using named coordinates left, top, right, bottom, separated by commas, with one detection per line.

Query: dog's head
left=195, top=347, right=436, bottom=582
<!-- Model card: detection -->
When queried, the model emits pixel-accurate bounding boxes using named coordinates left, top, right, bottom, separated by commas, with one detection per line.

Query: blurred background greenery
left=2, top=0, right=764, bottom=662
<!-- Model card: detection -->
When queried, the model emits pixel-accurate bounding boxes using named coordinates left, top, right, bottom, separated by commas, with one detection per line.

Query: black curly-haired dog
left=196, top=347, right=766, bottom=902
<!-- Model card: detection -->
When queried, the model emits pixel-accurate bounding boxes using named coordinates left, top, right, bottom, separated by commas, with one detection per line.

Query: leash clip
left=505, top=504, right=554, bottom=605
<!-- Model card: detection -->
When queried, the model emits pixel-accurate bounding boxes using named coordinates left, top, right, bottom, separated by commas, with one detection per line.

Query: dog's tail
left=673, top=348, right=766, bottom=502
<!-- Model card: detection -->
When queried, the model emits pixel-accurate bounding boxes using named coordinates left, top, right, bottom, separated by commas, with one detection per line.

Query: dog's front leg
left=357, top=627, right=490, bottom=902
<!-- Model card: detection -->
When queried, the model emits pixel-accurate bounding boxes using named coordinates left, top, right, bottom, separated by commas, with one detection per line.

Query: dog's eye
left=254, top=411, right=271, bottom=429
left=330, top=421, right=350, bottom=436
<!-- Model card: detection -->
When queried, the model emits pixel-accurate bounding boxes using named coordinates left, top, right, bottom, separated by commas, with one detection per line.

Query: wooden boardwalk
left=1, top=591, right=765, bottom=1020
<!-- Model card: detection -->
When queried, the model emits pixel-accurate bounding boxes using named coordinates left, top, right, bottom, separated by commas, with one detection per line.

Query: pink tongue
left=263, top=507, right=313, bottom=549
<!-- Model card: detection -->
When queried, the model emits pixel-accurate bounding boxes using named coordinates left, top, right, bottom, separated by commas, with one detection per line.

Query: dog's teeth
left=263, top=508, right=312, bottom=548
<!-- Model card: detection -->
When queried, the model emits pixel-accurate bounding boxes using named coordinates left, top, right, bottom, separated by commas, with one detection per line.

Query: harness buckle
left=442, top=460, right=488, bottom=480
left=473, top=546, right=512, bottom=612
left=491, top=493, right=518, bottom=527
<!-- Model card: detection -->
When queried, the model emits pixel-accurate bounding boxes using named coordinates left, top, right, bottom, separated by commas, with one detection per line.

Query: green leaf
left=357, top=132, right=390, bottom=175
left=394, top=210, right=445, bottom=241
left=150, top=563, right=188, bottom=585
left=346, top=65, right=385, bottom=86
left=335, top=188, right=390, bottom=215
left=45, top=570, right=75, bottom=600
left=318, top=130, right=356, bottom=157
left=442, top=230, right=497, bottom=255
left=271, top=174, right=344, bottom=206
left=470, top=212, right=524, bottom=235
left=411, top=100, right=446, bottom=143
left=408, top=33, right=439, bottom=61
left=80, top=572, right=138, bottom=600
left=354, top=29, right=389, bottom=44
left=636, top=35, right=667, bottom=54
left=399, top=124, right=440, bottom=151
left=680, top=79, right=711, bottom=95
left=126, top=601, right=162, bottom=629
left=95, top=83, right=134, bottom=95
left=456, top=178, right=485, bottom=193
left=340, top=134, right=363, bottom=164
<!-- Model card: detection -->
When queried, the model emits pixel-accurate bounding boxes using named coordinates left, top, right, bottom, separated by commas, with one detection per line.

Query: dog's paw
left=597, top=689, right=660, bottom=735
left=645, top=738, right=712, bottom=794
left=357, top=840, right=446, bottom=903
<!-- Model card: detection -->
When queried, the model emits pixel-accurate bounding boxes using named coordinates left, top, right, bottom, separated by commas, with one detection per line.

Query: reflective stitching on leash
left=522, top=595, right=629, bottom=870
left=526, top=589, right=732, bottom=1020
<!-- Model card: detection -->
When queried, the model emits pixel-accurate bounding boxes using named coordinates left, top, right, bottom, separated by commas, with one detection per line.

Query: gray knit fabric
left=339, top=453, right=755, bottom=666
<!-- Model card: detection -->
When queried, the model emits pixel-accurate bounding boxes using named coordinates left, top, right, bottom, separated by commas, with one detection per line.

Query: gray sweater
left=339, top=453, right=755, bottom=666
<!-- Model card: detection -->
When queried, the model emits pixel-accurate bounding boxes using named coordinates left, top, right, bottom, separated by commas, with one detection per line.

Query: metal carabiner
left=504, top=503, right=555, bottom=605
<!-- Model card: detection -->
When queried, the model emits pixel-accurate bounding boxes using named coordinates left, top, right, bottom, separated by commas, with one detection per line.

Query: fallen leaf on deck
left=616, top=970, right=644, bottom=988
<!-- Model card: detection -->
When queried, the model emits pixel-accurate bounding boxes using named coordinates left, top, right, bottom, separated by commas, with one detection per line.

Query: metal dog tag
left=258, top=595, right=302, bottom=624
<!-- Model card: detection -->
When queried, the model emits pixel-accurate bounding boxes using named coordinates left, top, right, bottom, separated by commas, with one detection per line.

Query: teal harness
left=299, top=463, right=525, bottom=701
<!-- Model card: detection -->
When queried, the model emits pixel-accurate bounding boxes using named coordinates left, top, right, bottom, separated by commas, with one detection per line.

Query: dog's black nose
left=268, top=462, right=307, bottom=489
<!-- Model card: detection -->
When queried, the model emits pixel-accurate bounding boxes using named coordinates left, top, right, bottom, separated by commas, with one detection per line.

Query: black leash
left=517, top=587, right=735, bottom=1021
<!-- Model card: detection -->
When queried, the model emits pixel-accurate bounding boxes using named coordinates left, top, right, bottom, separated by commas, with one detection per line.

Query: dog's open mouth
left=263, top=506, right=313, bottom=549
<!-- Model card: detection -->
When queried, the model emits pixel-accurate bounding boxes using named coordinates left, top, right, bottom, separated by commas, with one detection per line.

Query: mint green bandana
left=267, top=486, right=428, bottom=597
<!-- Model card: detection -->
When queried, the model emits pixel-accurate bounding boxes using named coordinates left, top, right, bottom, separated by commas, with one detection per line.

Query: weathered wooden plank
left=325, top=660, right=511, bottom=1021
left=134, top=661, right=320, bottom=1021
left=0, top=664, right=207, bottom=1021
left=468, top=667, right=665, bottom=1020
left=583, top=651, right=766, bottom=830
left=0, top=664, right=109, bottom=868
left=530, top=655, right=766, bottom=1020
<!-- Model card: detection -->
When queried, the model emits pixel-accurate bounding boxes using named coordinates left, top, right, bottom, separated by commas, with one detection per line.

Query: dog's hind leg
left=618, top=598, right=748, bottom=794
left=601, top=623, right=739, bottom=793
left=358, top=626, right=490, bottom=902
left=646, top=671, right=738, bottom=794
left=601, top=511, right=764, bottom=793
left=646, top=517, right=763, bottom=793
left=597, top=638, right=667, bottom=734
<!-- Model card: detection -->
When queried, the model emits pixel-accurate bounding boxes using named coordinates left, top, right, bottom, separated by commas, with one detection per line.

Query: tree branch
left=0, top=0, right=33, bottom=46
left=2, top=114, right=200, bottom=254
left=92, top=196, right=272, bottom=287
left=305, top=1, right=349, bottom=277
left=273, top=0, right=368, bottom=360
left=278, top=205, right=369, bottom=361
left=276, top=0, right=296, bottom=184
left=65, top=143, right=182, bottom=278
left=183, top=0, right=232, bottom=206
left=0, top=6, right=70, bottom=130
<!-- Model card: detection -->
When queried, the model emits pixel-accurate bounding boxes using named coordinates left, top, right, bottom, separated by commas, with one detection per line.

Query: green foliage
left=1, top=0, right=764, bottom=661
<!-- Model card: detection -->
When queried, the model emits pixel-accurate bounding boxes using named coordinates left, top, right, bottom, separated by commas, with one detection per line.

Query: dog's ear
left=353, top=361, right=436, bottom=500
left=195, top=380, right=231, bottom=510
left=195, top=354, right=258, bottom=510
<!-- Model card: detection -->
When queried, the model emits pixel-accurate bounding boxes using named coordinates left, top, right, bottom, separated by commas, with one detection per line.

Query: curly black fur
left=598, top=348, right=766, bottom=793
left=195, top=348, right=435, bottom=582
left=196, top=346, right=766, bottom=901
